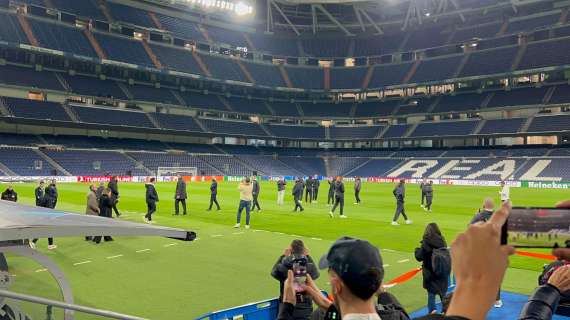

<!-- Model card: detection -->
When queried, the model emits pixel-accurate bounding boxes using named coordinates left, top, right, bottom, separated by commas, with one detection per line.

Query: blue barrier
left=196, top=297, right=280, bottom=320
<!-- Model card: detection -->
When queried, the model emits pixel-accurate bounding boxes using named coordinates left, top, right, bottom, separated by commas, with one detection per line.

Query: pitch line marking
left=273, top=232, right=284, bottom=235
left=290, top=234, right=301, bottom=237
left=35, top=269, right=47, bottom=273
left=136, top=249, right=151, bottom=253
left=163, top=243, right=178, bottom=247
left=311, top=237, right=322, bottom=241
left=106, top=255, right=123, bottom=259
left=232, top=232, right=245, bottom=235
left=383, top=264, right=390, bottom=268
left=397, top=259, right=410, bottom=263
left=73, top=260, right=92, bottom=266
left=211, top=234, right=224, bottom=238
left=383, top=249, right=396, bottom=252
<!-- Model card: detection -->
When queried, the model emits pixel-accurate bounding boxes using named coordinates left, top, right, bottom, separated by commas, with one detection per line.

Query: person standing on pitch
left=44, top=179, right=58, bottom=209
left=392, top=179, right=412, bottom=225
left=174, top=175, right=187, bottom=215
left=420, top=177, right=428, bottom=208
left=35, top=180, right=45, bottom=206
left=312, top=175, right=320, bottom=203
left=499, top=180, right=510, bottom=204
left=85, top=184, right=100, bottom=241
left=304, top=177, right=312, bottom=203
left=235, top=177, right=253, bottom=229
left=207, top=178, right=221, bottom=211
left=354, top=177, right=362, bottom=204
left=292, top=178, right=304, bottom=212
left=108, top=176, right=121, bottom=217
left=93, top=188, right=114, bottom=244
left=31, top=179, right=57, bottom=250
left=1, top=184, right=17, bottom=202
left=144, top=177, right=159, bottom=224
left=327, top=177, right=335, bottom=205
left=277, top=177, right=286, bottom=206
left=252, top=176, right=262, bottom=212
left=423, top=181, right=433, bottom=212
left=329, top=176, right=346, bottom=218
left=96, top=181, right=105, bottom=200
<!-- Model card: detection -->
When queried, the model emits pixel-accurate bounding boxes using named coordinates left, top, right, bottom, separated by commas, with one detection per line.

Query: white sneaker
left=354, top=202, right=358, bottom=205
left=29, top=241, right=36, bottom=249
left=420, top=204, right=424, bottom=208
left=233, top=223, right=240, bottom=228
left=340, top=215, right=347, bottom=219
left=143, top=217, right=149, bottom=223
left=494, top=300, right=503, bottom=308
left=406, top=220, right=413, bottom=225
left=391, top=221, right=399, bottom=226
left=428, top=209, right=432, bottom=212
left=48, top=245, right=57, bottom=250
left=329, top=211, right=334, bottom=218
left=245, top=225, right=250, bottom=229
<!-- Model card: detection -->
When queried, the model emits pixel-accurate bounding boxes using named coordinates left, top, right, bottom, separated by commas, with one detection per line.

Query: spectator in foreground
left=84, top=184, right=100, bottom=241
left=234, top=177, right=253, bottom=229
left=279, top=202, right=516, bottom=320
left=415, top=223, right=450, bottom=314
left=271, top=240, right=319, bottom=320
left=1, top=185, right=17, bottom=202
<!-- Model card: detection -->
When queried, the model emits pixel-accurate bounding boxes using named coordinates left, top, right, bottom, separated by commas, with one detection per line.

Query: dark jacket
left=35, top=186, right=44, bottom=206
left=253, top=180, right=260, bottom=195
left=393, top=184, right=405, bottom=202
left=354, top=179, right=361, bottom=192
left=175, top=180, right=187, bottom=199
left=108, top=179, right=119, bottom=198
left=210, top=181, right=218, bottom=195
left=96, top=185, right=104, bottom=199
left=518, top=284, right=561, bottom=320
left=470, top=209, right=494, bottom=224
left=277, top=180, right=286, bottom=191
left=1, top=189, right=17, bottom=202
left=271, top=255, right=320, bottom=319
left=423, top=184, right=433, bottom=197
left=146, top=183, right=159, bottom=203
left=334, top=181, right=345, bottom=198
left=292, top=182, right=304, bottom=200
left=98, top=193, right=114, bottom=218
left=415, top=224, right=449, bottom=296
left=44, top=184, right=58, bottom=209
left=328, top=180, right=335, bottom=195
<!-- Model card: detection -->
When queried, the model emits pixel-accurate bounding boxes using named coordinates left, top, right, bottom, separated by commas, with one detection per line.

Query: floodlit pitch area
left=4, top=181, right=567, bottom=319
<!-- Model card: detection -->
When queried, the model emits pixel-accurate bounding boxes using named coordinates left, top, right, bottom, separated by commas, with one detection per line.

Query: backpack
left=431, top=248, right=451, bottom=277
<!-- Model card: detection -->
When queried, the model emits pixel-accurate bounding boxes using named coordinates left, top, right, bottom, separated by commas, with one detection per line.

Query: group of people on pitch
left=271, top=198, right=570, bottom=320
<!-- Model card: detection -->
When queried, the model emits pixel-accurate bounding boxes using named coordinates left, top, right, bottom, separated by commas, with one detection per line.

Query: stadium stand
left=0, top=147, right=61, bottom=176
left=266, top=124, right=325, bottom=139
left=200, top=118, right=267, bottom=136
left=155, top=14, right=205, bottom=41
left=151, top=44, right=203, bottom=75
left=409, top=55, right=463, bottom=83
left=478, top=118, right=525, bottom=134
left=94, top=32, right=154, bottom=67
left=381, top=124, right=411, bottom=139
left=50, top=0, right=105, bottom=20
left=153, top=113, right=203, bottom=132
left=0, top=12, right=30, bottom=45
left=330, top=67, right=368, bottom=90
left=486, top=86, right=548, bottom=108
left=127, top=84, right=179, bottom=105
left=527, top=114, right=570, bottom=133
left=27, top=19, right=97, bottom=58
left=226, top=97, right=271, bottom=115
left=329, top=126, right=384, bottom=140
left=368, top=63, right=413, bottom=88
left=517, top=38, right=570, bottom=71
left=242, top=61, right=287, bottom=87
left=200, top=54, right=249, bottom=83
left=459, top=46, right=519, bottom=77
left=63, top=74, right=128, bottom=100
left=431, top=92, right=486, bottom=113
left=0, top=65, right=64, bottom=92
left=3, top=97, right=72, bottom=122
left=300, top=102, right=352, bottom=118
left=409, top=120, right=480, bottom=137
left=107, top=2, right=155, bottom=28
left=354, top=100, right=399, bottom=118
left=42, top=149, right=148, bottom=176
left=284, top=66, right=324, bottom=90
left=71, top=106, right=156, bottom=128
left=269, top=102, right=301, bottom=117
left=450, top=22, right=502, bottom=43
left=178, top=92, right=228, bottom=111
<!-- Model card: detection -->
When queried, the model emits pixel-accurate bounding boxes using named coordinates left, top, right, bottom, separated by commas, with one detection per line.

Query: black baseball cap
left=319, top=237, right=384, bottom=300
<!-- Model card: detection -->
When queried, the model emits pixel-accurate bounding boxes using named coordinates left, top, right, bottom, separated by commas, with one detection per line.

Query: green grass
left=3, top=181, right=567, bottom=319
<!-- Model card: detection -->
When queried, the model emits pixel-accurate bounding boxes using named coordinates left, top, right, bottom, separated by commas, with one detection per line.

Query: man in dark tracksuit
left=420, top=178, right=428, bottom=208
left=423, top=181, right=433, bottom=212
left=96, top=182, right=105, bottom=200
left=108, top=176, right=121, bottom=217
left=304, top=177, right=312, bottom=203
left=312, top=177, right=319, bottom=203
left=93, top=188, right=114, bottom=244
left=354, top=177, right=362, bottom=204
left=292, top=179, right=304, bottom=212
left=174, top=176, right=187, bottom=215
left=31, top=180, right=56, bottom=250
left=329, top=177, right=346, bottom=218
left=208, top=178, right=221, bottom=211
left=35, top=181, right=45, bottom=206
left=392, top=179, right=411, bottom=225
left=327, top=178, right=335, bottom=205
left=144, top=178, right=159, bottom=223
left=252, top=177, right=261, bottom=212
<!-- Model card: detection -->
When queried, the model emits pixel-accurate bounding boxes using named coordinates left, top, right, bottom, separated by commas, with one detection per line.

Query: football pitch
left=3, top=180, right=567, bottom=319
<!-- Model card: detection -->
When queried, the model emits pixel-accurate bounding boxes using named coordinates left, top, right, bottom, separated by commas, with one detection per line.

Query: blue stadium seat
left=243, top=61, right=286, bottom=87
left=396, top=97, right=437, bottom=115
left=353, top=34, right=402, bottom=57
left=155, top=14, right=205, bottom=41
left=201, top=118, right=267, bottom=136
left=153, top=113, right=203, bottom=132
left=205, top=25, right=247, bottom=47
left=0, top=65, right=64, bottom=91
left=486, top=87, right=547, bottom=108
left=479, top=118, right=525, bottom=134
left=354, top=100, right=399, bottom=118
left=226, top=97, right=271, bottom=115
left=28, top=19, right=96, bottom=57
left=285, top=66, right=324, bottom=90
left=381, top=124, right=411, bottom=139
left=50, top=0, right=105, bottom=20
left=128, top=152, right=222, bottom=175
left=410, top=120, right=480, bottom=137
left=43, top=149, right=148, bottom=175
left=269, top=102, right=301, bottom=117
left=94, top=32, right=154, bottom=67
left=0, top=12, right=29, bottom=44
left=300, top=102, right=352, bottom=118
left=179, top=92, right=227, bottom=111
left=517, top=38, right=570, bottom=71
left=549, top=84, right=570, bottom=105
left=107, top=2, right=154, bottom=28
left=4, top=97, right=71, bottom=122
left=527, top=114, right=570, bottom=133
left=450, top=22, right=502, bottom=43
left=200, top=54, right=248, bottom=82
left=329, top=126, right=383, bottom=139
left=71, top=106, right=156, bottom=128
left=301, top=38, right=351, bottom=58
left=506, top=12, right=560, bottom=34
left=127, top=84, right=179, bottom=105
left=151, top=44, right=203, bottom=75
left=266, top=124, right=325, bottom=139
left=0, top=147, right=62, bottom=176
left=249, top=34, right=299, bottom=57
left=460, top=46, right=518, bottom=77
left=409, top=55, right=463, bottom=83
left=432, top=92, right=486, bottom=113
left=63, top=74, right=128, bottom=100
left=330, top=67, right=367, bottom=90
left=368, top=63, right=413, bottom=88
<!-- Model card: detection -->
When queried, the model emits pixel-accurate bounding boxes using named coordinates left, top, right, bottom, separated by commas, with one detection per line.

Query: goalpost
left=157, top=167, right=198, bottom=178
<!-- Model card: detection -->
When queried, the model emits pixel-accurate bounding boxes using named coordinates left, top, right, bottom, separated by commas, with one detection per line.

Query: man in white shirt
left=499, top=181, right=510, bottom=203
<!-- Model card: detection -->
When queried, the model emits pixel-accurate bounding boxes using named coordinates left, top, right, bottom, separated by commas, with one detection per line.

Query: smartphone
left=502, top=207, right=570, bottom=248
left=292, top=258, right=308, bottom=293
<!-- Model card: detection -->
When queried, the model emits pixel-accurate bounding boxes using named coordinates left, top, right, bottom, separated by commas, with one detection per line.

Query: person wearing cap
left=1, top=184, right=17, bottom=202
left=234, top=177, right=253, bottom=229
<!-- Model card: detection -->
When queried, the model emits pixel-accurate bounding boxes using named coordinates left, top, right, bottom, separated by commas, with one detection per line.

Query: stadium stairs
left=33, top=149, right=72, bottom=176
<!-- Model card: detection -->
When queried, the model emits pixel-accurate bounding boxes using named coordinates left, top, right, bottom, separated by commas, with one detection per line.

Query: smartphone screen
left=292, top=260, right=307, bottom=293
left=504, top=207, right=570, bottom=248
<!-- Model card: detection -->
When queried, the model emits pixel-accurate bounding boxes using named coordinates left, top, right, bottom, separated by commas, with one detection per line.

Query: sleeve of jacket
left=277, top=302, right=295, bottom=320
left=415, top=246, right=425, bottom=262
left=306, top=256, right=320, bottom=280
left=154, top=188, right=159, bottom=202
left=518, top=284, right=561, bottom=320
left=271, top=256, right=289, bottom=281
